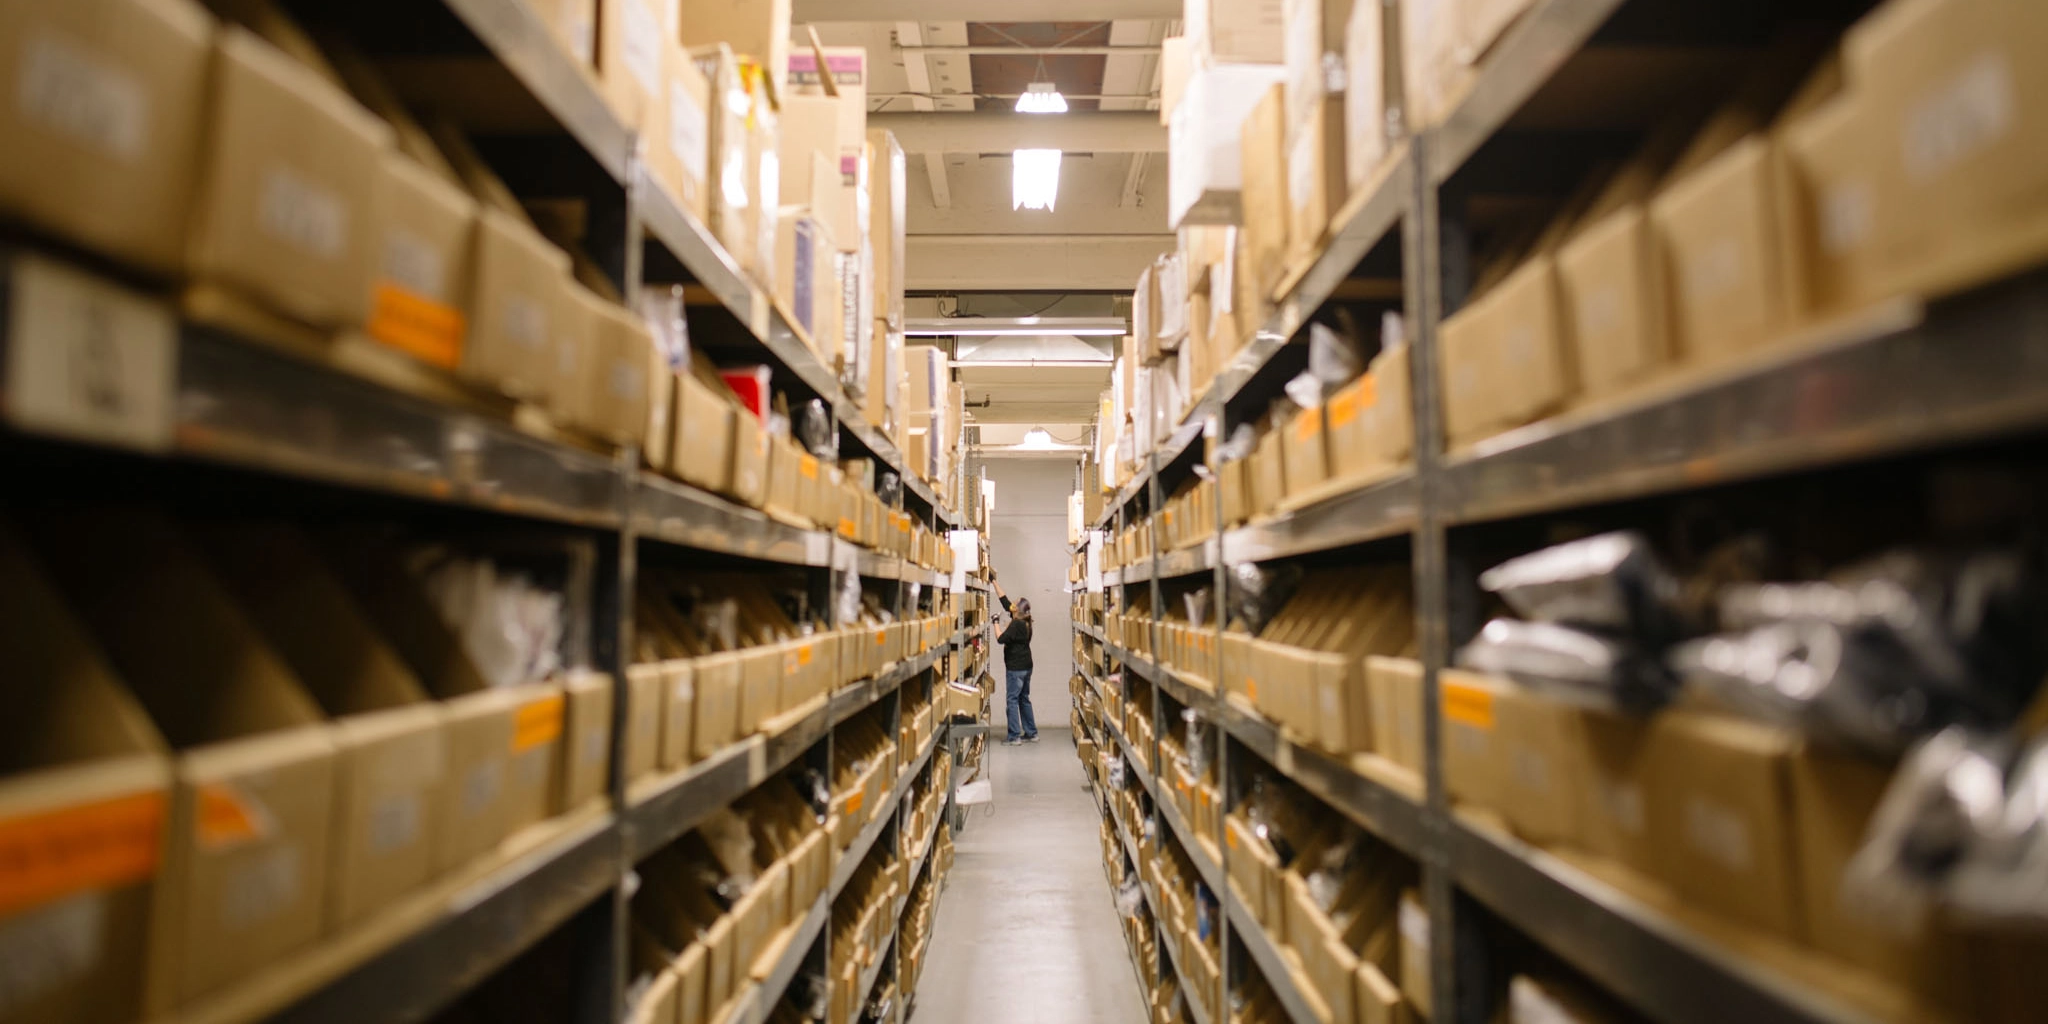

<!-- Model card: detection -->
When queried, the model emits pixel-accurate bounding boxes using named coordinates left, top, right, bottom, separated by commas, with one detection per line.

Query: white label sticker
left=609, top=360, right=642, bottom=400
left=1821, top=181, right=1875, bottom=254
left=0, top=892, right=104, bottom=1015
left=460, top=760, right=504, bottom=817
left=1399, top=898, right=1430, bottom=951
left=5, top=255, right=176, bottom=452
left=367, top=793, right=423, bottom=854
left=259, top=167, right=347, bottom=260
left=383, top=228, right=447, bottom=300
left=1288, top=126, right=1317, bottom=219
left=669, top=81, right=709, bottom=185
left=220, top=844, right=301, bottom=929
left=1904, top=51, right=2014, bottom=184
left=504, top=293, right=548, bottom=353
left=18, top=29, right=147, bottom=160
left=621, top=0, right=662, bottom=96
left=1684, top=236, right=1744, bottom=303
left=1684, top=797, right=1752, bottom=872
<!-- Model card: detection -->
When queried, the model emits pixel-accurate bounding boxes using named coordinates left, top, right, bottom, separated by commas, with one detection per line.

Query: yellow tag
left=1444, top=683, right=1496, bottom=731
left=800, top=454, right=819, bottom=480
left=839, top=517, right=857, bottom=537
left=847, top=790, right=866, bottom=814
left=369, top=283, right=466, bottom=369
left=1246, top=676, right=1259, bottom=701
left=1328, top=388, right=1360, bottom=428
left=513, top=694, right=567, bottom=752
left=1225, top=827, right=1239, bottom=850
left=0, top=791, right=165, bottom=916
left=799, top=645, right=814, bottom=666
left=196, top=783, right=269, bottom=851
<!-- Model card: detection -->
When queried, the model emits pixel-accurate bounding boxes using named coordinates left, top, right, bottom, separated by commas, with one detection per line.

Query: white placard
left=947, top=529, right=979, bottom=592
left=1086, top=530, right=1105, bottom=593
left=5, top=254, right=175, bottom=452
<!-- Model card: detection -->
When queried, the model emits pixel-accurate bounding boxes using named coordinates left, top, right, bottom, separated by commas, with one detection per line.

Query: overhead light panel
left=1014, top=81, right=1065, bottom=210
left=905, top=316, right=1127, bottom=337
left=1015, top=81, right=1068, bottom=114
left=1020, top=428, right=1055, bottom=449
left=1012, top=149, right=1062, bottom=211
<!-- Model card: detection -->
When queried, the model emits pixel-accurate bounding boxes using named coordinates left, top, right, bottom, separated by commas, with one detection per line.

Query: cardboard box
left=1240, top=85, right=1292, bottom=295
left=692, top=653, right=740, bottom=759
left=1439, top=669, right=1507, bottom=811
left=1643, top=712, right=1802, bottom=941
left=649, top=41, right=712, bottom=224
left=1366, top=657, right=1422, bottom=775
left=0, top=522, right=171, bottom=1024
left=1287, top=96, right=1349, bottom=271
left=623, top=663, right=664, bottom=784
left=1833, top=0, right=2048, bottom=305
left=559, top=671, right=611, bottom=811
left=658, top=660, right=695, bottom=770
left=594, top=0, right=662, bottom=128
left=693, top=46, right=754, bottom=276
left=191, top=525, right=445, bottom=930
left=366, top=152, right=476, bottom=371
left=28, top=513, right=337, bottom=1009
left=189, top=27, right=389, bottom=328
left=463, top=208, right=570, bottom=400
left=1558, top=206, right=1667, bottom=401
left=317, top=538, right=550, bottom=876
left=788, top=47, right=867, bottom=171
left=676, top=0, right=790, bottom=101
left=1561, top=703, right=1654, bottom=874
left=773, top=206, right=824, bottom=336
left=1397, top=889, right=1430, bottom=1018
left=1494, top=685, right=1579, bottom=846
left=1438, top=297, right=1496, bottom=449
left=868, top=130, right=906, bottom=328
left=1486, top=254, right=1574, bottom=433
left=1345, top=0, right=1398, bottom=190
left=1402, top=0, right=1473, bottom=131
left=1790, top=746, right=1974, bottom=1014
left=1281, top=404, right=1330, bottom=501
left=1191, top=0, right=1286, bottom=64
left=671, top=371, right=737, bottom=492
left=0, top=0, right=213, bottom=276
left=1652, top=138, right=1794, bottom=367
left=728, top=411, right=768, bottom=507
left=582, top=295, right=656, bottom=445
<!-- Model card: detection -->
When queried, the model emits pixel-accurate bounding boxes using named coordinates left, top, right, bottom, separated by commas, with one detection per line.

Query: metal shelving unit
left=1072, top=2, right=2048, bottom=1022
left=1, top=3, right=984, bottom=1021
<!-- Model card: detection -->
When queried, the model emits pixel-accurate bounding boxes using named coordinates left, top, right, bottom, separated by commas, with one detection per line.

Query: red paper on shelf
left=720, top=366, right=772, bottom=419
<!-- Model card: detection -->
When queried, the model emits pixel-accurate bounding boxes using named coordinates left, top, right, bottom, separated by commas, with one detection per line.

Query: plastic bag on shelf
left=1843, top=727, right=2012, bottom=929
left=1479, top=531, right=1681, bottom=644
left=1217, top=423, right=1258, bottom=465
left=1672, top=621, right=1962, bottom=755
left=796, top=398, right=836, bottom=459
left=837, top=571, right=863, bottom=629
left=1117, top=875, right=1144, bottom=917
left=878, top=472, right=903, bottom=508
left=1283, top=320, right=1369, bottom=410
left=1183, top=588, right=1213, bottom=629
left=1107, top=753, right=1126, bottom=791
left=1459, top=618, right=1676, bottom=714
left=1183, top=707, right=1211, bottom=777
left=1945, top=736, right=2048, bottom=923
left=1226, top=562, right=1304, bottom=636
left=414, top=551, right=565, bottom=687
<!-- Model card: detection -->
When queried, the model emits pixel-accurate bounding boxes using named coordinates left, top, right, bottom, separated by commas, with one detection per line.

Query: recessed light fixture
left=904, top=317, right=1127, bottom=337
left=1013, top=82, right=1066, bottom=210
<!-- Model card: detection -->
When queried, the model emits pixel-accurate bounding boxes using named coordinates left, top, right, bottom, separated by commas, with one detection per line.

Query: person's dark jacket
left=998, top=595, right=1033, bottom=671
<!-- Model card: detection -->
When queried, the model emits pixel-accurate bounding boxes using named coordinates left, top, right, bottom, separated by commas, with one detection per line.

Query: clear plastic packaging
left=1843, top=728, right=2011, bottom=928
left=878, top=472, right=903, bottom=508
left=1183, top=707, right=1210, bottom=777
left=698, top=808, right=758, bottom=898
left=1283, top=320, right=1369, bottom=410
left=414, top=551, right=565, bottom=687
left=1226, top=562, right=1304, bottom=635
left=1947, top=736, right=2048, bottom=922
left=1458, top=618, right=1675, bottom=713
left=796, top=399, right=836, bottom=458
left=1479, top=531, right=1680, bottom=643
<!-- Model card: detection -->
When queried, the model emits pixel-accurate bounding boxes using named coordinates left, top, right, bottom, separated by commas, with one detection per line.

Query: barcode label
left=4, top=255, right=175, bottom=452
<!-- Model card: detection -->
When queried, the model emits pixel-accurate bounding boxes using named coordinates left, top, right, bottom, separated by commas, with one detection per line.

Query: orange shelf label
left=1444, top=684, right=1496, bottom=731
left=0, top=790, right=165, bottom=916
left=513, top=694, right=567, bottom=752
left=369, top=284, right=465, bottom=370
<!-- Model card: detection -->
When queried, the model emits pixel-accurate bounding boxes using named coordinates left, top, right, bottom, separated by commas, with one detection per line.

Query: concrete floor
left=909, top=726, right=1148, bottom=1024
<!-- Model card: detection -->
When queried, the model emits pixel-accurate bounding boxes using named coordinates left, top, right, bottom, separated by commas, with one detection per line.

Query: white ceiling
left=809, top=11, right=1176, bottom=451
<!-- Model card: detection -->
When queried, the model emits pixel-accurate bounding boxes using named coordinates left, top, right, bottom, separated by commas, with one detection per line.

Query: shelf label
left=512, top=694, right=566, bottom=753
left=5, top=255, right=175, bottom=453
left=1443, top=683, right=1495, bottom=731
left=0, top=790, right=164, bottom=917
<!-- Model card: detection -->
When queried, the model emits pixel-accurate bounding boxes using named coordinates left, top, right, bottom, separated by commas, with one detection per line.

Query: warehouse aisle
left=909, top=727, right=1147, bottom=1024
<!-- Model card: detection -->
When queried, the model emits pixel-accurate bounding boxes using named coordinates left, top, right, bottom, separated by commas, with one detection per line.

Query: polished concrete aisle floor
left=909, top=728, right=1147, bottom=1024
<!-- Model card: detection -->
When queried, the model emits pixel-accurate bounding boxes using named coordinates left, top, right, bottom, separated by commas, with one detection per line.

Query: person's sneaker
left=1025, top=734, right=1041, bottom=743
left=1003, top=738, right=1023, bottom=746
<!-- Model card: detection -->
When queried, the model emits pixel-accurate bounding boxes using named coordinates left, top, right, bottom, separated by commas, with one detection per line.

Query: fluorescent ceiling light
left=905, top=317, right=1127, bottom=337
left=1015, top=82, right=1068, bottom=114
left=1020, top=428, right=1056, bottom=449
left=1012, top=148, right=1062, bottom=211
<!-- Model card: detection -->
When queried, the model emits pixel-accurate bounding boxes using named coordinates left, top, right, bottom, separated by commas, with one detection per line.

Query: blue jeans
left=1005, top=668, right=1037, bottom=741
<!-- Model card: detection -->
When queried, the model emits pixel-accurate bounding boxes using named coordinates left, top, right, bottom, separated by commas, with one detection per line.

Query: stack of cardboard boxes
left=0, top=515, right=608, bottom=1023
left=1439, top=0, right=2048, bottom=455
